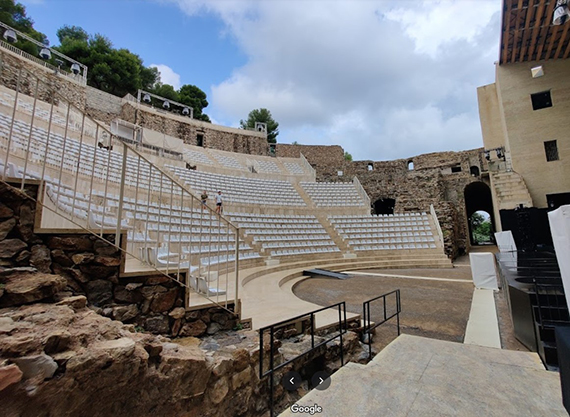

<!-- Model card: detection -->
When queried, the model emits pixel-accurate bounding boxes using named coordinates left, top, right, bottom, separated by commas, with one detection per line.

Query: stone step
left=279, top=334, right=566, bottom=417
left=496, top=190, right=532, bottom=198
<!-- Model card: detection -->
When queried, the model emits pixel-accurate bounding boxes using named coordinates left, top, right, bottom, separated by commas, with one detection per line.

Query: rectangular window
left=531, top=91, right=552, bottom=110
left=451, top=166, right=462, bottom=173
left=544, top=140, right=559, bottom=162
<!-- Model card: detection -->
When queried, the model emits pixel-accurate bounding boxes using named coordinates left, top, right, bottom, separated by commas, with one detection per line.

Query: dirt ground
left=293, top=269, right=474, bottom=352
left=293, top=255, right=529, bottom=354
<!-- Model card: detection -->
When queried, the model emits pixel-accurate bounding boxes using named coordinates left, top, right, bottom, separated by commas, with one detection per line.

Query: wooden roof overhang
left=500, top=0, right=570, bottom=64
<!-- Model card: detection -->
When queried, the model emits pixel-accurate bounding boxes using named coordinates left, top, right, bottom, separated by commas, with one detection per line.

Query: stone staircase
left=491, top=171, right=533, bottom=210
left=279, top=334, right=566, bottom=417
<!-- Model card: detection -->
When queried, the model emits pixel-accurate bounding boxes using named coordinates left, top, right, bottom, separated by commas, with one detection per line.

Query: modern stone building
left=477, top=0, right=570, bottom=247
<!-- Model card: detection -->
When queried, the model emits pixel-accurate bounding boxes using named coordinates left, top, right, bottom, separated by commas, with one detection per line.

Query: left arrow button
left=282, top=371, right=302, bottom=391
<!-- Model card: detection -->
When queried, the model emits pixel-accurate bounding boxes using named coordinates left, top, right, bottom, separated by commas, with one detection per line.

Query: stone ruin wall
left=0, top=50, right=86, bottom=110
left=278, top=144, right=489, bottom=258
left=276, top=144, right=345, bottom=180
left=120, top=103, right=269, bottom=156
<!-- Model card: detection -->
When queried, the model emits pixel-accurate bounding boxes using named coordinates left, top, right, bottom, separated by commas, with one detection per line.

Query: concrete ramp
left=280, top=334, right=566, bottom=417
left=303, top=269, right=351, bottom=280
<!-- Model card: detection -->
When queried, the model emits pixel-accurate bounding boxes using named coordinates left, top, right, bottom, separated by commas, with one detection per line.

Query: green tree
left=56, top=25, right=88, bottom=43
left=471, top=212, right=493, bottom=244
left=55, top=27, right=159, bottom=96
left=151, top=83, right=179, bottom=101
left=344, top=152, right=353, bottom=162
left=240, top=108, right=279, bottom=143
left=0, top=0, right=47, bottom=55
left=178, top=84, right=210, bottom=122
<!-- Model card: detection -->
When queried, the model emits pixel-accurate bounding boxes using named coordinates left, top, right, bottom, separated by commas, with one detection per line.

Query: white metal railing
left=0, top=21, right=87, bottom=85
left=137, top=89, right=193, bottom=118
left=352, top=175, right=371, bottom=208
left=0, top=64, right=242, bottom=314
left=429, top=204, right=445, bottom=248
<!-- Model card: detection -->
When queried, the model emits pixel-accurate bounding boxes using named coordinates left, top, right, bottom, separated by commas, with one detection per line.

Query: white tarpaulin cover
left=495, top=231, right=517, bottom=253
left=470, top=253, right=498, bottom=290
left=548, top=205, right=570, bottom=312
left=141, top=129, right=183, bottom=153
left=141, top=128, right=163, bottom=148
left=163, top=134, right=184, bottom=153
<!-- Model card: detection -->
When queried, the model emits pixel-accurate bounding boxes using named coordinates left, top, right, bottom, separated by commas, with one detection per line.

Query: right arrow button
left=311, top=371, right=331, bottom=391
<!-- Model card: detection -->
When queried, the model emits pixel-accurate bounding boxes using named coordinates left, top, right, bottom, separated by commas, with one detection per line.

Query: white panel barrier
left=470, top=253, right=498, bottom=290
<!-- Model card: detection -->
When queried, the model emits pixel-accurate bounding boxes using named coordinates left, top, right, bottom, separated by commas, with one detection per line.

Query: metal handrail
left=258, top=302, right=347, bottom=417
left=362, top=289, right=401, bottom=360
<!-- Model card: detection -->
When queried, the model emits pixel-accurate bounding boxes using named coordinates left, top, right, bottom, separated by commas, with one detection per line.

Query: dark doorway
left=547, top=192, right=570, bottom=210
left=470, top=166, right=480, bottom=177
left=464, top=182, right=495, bottom=245
left=374, top=198, right=395, bottom=215
left=197, top=134, right=204, bottom=147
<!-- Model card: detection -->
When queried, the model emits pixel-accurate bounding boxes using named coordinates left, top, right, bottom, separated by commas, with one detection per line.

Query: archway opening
left=373, top=198, right=395, bottom=215
left=464, top=182, right=495, bottom=246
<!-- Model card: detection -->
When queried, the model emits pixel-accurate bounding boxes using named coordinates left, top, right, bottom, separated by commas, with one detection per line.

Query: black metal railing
left=362, top=289, right=401, bottom=360
left=259, top=302, right=347, bottom=417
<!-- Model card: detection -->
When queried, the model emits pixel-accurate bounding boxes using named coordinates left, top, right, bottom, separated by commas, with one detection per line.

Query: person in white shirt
left=215, top=190, right=223, bottom=215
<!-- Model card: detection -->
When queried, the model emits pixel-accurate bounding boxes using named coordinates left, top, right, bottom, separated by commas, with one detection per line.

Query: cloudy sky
left=20, top=0, right=501, bottom=161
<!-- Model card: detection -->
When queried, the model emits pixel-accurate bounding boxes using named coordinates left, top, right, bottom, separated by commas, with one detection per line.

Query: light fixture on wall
left=3, top=29, right=17, bottom=43
left=142, top=93, right=151, bottom=103
left=553, top=0, right=570, bottom=25
left=163, top=100, right=170, bottom=110
left=182, top=107, right=190, bottom=116
left=39, top=47, right=51, bottom=60
left=71, top=63, right=81, bottom=75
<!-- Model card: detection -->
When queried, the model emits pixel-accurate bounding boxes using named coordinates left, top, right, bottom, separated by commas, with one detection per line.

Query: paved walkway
left=464, top=288, right=501, bottom=348
left=280, top=334, right=566, bottom=417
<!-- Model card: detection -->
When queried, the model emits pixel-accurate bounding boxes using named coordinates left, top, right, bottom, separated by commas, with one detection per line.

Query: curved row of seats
left=227, top=212, right=339, bottom=257
left=167, top=164, right=306, bottom=206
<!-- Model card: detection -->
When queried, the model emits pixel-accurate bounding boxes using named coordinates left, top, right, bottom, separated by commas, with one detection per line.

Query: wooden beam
left=535, top=0, right=556, bottom=60
left=518, top=0, right=536, bottom=62
left=544, top=23, right=561, bottom=60
left=501, top=0, right=513, bottom=64
left=527, top=0, right=546, bottom=61
left=553, top=18, right=570, bottom=59
left=510, top=0, right=526, bottom=63
left=564, top=34, right=570, bottom=58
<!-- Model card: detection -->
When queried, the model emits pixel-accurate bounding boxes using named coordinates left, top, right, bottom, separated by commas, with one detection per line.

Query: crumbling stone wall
left=0, top=181, right=236, bottom=336
left=276, top=144, right=346, bottom=181
left=0, top=293, right=361, bottom=417
left=85, top=86, right=123, bottom=123
left=0, top=50, right=86, bottom=109
left=121, top=103, right=269, bottom=156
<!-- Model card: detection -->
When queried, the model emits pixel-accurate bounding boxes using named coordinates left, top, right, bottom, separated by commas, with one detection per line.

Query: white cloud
left=385, top=0, right=500, bottom=58
left=150, top=64, right=182, bottom=90
left=166, top=0, right=501, bottom=161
